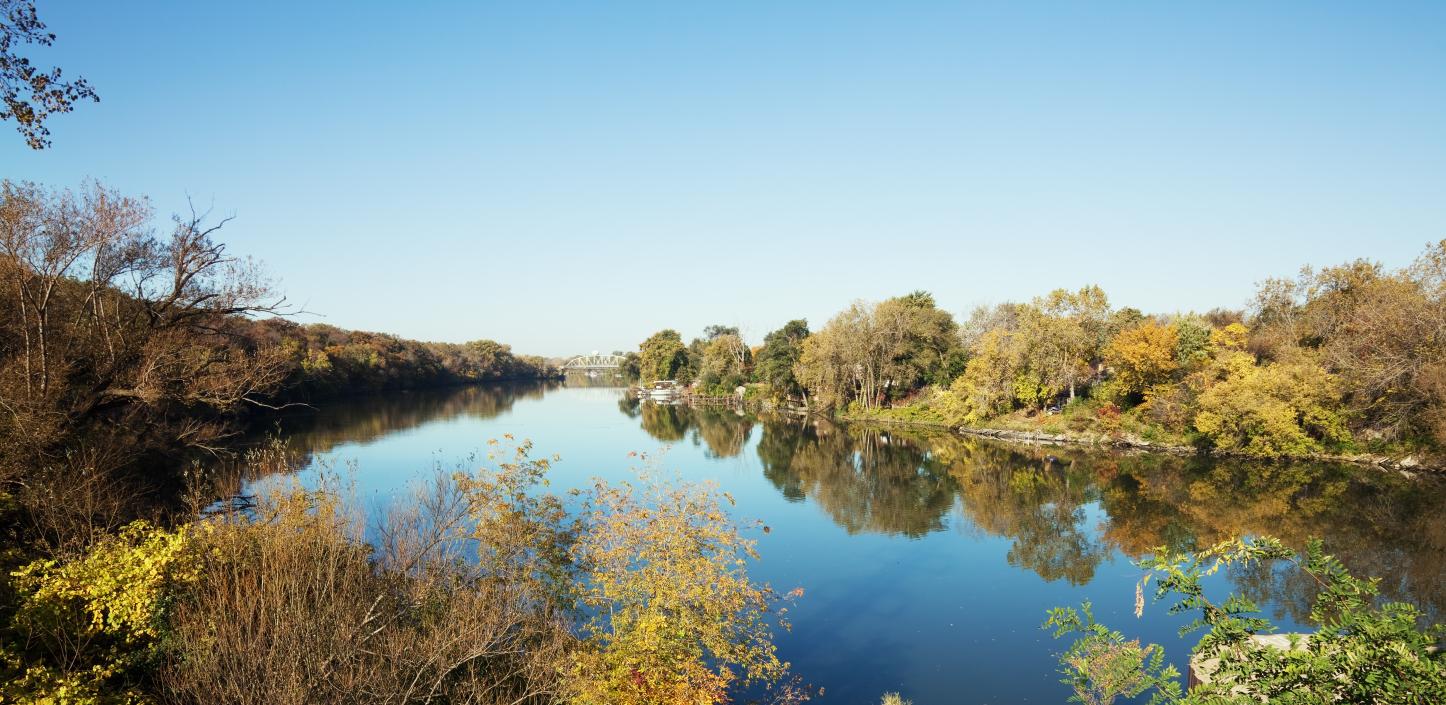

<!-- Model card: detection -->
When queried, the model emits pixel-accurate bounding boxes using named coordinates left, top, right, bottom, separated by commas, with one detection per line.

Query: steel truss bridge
left=560, top=353, right=626, bottom=371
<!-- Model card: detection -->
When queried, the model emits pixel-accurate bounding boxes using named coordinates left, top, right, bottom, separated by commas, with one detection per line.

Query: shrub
left=1046, top=537, right=1446, bottom=704
left=1193, top=352, right=1351, bottom=457
left=3, top=521, right=196, bottom=704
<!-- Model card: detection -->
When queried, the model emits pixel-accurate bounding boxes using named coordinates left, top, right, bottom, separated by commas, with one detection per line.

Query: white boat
left=645, top=380, right=680, bottom=400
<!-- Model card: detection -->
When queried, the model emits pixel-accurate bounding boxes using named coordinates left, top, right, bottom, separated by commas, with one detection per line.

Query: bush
left=1193, top=352, right=1351, bottom=457
left=3, top=521, right=196, bottom=704
left=1046, top=537, right=1446, bottom=704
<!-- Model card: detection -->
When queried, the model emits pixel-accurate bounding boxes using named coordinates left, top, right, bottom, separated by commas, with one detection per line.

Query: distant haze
left=6, top=2, right=1444, bottom=356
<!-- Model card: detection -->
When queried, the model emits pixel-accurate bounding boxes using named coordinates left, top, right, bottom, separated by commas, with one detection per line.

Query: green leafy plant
left=1047, top=537, right=1446, bottom=704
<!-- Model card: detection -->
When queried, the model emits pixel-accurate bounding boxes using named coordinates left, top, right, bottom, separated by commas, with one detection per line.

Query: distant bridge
left=560, top=352, right=626, bottom=371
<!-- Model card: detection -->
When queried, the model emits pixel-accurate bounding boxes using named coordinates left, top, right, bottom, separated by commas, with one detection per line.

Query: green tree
left=697, top=333, right=750, bottom=392
left=638, top=329, right=687, bottom=383
left=875, top=291, right=960, bottom=389
left=754, top=319, right=809, bottom=399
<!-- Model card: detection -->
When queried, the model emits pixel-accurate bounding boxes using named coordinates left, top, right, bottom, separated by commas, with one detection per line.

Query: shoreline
left=828, top=411, right=1445, bottom=476
left=631, top=390, right=1445, bottom=476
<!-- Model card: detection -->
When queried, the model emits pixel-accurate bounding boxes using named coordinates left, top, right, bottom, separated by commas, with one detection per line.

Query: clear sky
left=5, top=2, right=1444, bottom=357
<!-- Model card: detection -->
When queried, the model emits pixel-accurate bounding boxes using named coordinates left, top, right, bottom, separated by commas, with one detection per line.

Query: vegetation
left=1046, top=537, right=1446, bottom=704
left=754, top=320, right=810, bottom=400
left=0, top=181, right=575, bottom=702
left=0, top=442, right=804, bottom=704
left=714, top=242, right=1446, bottom=462
left=0, top=180, right=556, bottom=553
left=631, top=243, right=1446, bottom=463
left=1, top=0, right=97, bottom=149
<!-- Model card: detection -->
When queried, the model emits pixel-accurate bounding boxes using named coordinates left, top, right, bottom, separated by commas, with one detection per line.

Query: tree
left=874, top=291, right=959, bottom=389
left=570, top=476, right=791, bottom=705
left=1, top=1, right=98, bottom=148
left=1246, top=242, right=1446, bottom=445
left=754, top=320, right=809, bottom=399
left=941, top=328, right=1022, bottom=423
left=638, top=329, right=687, bottom=383
left=794, top=294, right=959, bottom=412
left=1103, top=321, right=1178, bottom=398
left=0, top=181, right=290, bottom=498
left=697, top=333, right=749, bottom=392
left=1028, top=287, right=1112, bottom=403
left=702, top=324, right=740, bottom=340
left=795, top=302, right=890, bottom=410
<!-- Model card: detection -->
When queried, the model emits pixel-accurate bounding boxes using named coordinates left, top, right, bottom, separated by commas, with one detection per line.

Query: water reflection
left=757, top=417, right=955, bottom=537
left=638, top=402, right=756, bottom=459
left=252, top=381, right=555, bottom=458
left=652, top=401, right=1445, bottom=614
left=261, top=383, right=1446, bottom=621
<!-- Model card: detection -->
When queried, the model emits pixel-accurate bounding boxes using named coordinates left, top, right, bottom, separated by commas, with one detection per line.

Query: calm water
left=249, top=380, right=1445, bottom=704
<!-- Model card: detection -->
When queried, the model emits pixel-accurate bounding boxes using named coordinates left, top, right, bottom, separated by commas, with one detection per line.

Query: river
left=246, top=379, right=1445, bottom=704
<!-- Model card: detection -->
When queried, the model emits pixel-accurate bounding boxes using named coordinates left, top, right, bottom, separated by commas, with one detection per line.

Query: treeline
left=0, top=180, right=553, bottom=549
left=251, top=319, right=556, bottom=400
left=634, top=241, right=1446, bottom=460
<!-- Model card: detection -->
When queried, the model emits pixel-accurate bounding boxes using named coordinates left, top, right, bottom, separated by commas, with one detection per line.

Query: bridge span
left=559, top=352, right=626, bottom=371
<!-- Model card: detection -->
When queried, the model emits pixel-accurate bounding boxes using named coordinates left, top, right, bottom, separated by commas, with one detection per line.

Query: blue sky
left=5, top=2, right=1444, bottom=356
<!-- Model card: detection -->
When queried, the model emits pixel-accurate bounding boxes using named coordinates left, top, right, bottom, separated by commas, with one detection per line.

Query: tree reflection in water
left=258, top=387, right=1445, bottom=624
left=689, top=404, right=1441, bottom=615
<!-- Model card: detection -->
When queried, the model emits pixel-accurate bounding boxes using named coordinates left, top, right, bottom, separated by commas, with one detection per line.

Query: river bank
left=626, top=386, right=1445, bottom=475
left=846, top=414, right=1443, bottom=476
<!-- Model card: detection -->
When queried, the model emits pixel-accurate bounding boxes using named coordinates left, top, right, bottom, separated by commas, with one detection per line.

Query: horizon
left=5, top=2, right=1444, bottom=357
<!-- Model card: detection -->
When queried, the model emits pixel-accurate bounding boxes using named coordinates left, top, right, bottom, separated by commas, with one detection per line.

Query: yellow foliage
left=569, top=477, right=787, bottom=705
left=1193, top=351, right=1351, bottom=457
left=942, top=329, right=1020, bottom=424
left=1104, top=321, right=1179, bottom=396
left=4, top=521, right=195, bottom=704
left=1208, top=322, right=1249, bottom=352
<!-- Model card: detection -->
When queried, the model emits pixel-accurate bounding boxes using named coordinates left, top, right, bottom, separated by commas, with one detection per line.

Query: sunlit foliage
left=639, top=329, right=688, bottom=383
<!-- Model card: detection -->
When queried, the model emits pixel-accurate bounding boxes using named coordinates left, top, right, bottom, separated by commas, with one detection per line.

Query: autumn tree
left=1103, top=321, right=1178, bottom=398
left=942, top=328, right=1024, bottom=424
left=1193, top=349, right=1351, bottom=457
left=794, top=294, right=959, bottom=412
left=0, top=182, right=291, bottom=542
left=1247, top=242, right=1446, bottom=446
left=570, top=476, right=791, bottom=705
left=1, top=0, right=97, bottom=148
left=1026, top=286, right=1112, bottom=403
left=795, top=303, right=877, bottom=410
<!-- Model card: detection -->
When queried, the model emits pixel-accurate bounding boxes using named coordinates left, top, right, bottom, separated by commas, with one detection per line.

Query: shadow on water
left=246, top=381, right=556, bottom=460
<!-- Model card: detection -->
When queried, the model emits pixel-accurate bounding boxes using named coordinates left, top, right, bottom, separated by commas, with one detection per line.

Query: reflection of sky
left=245, top=384, right=1438, bottom=704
